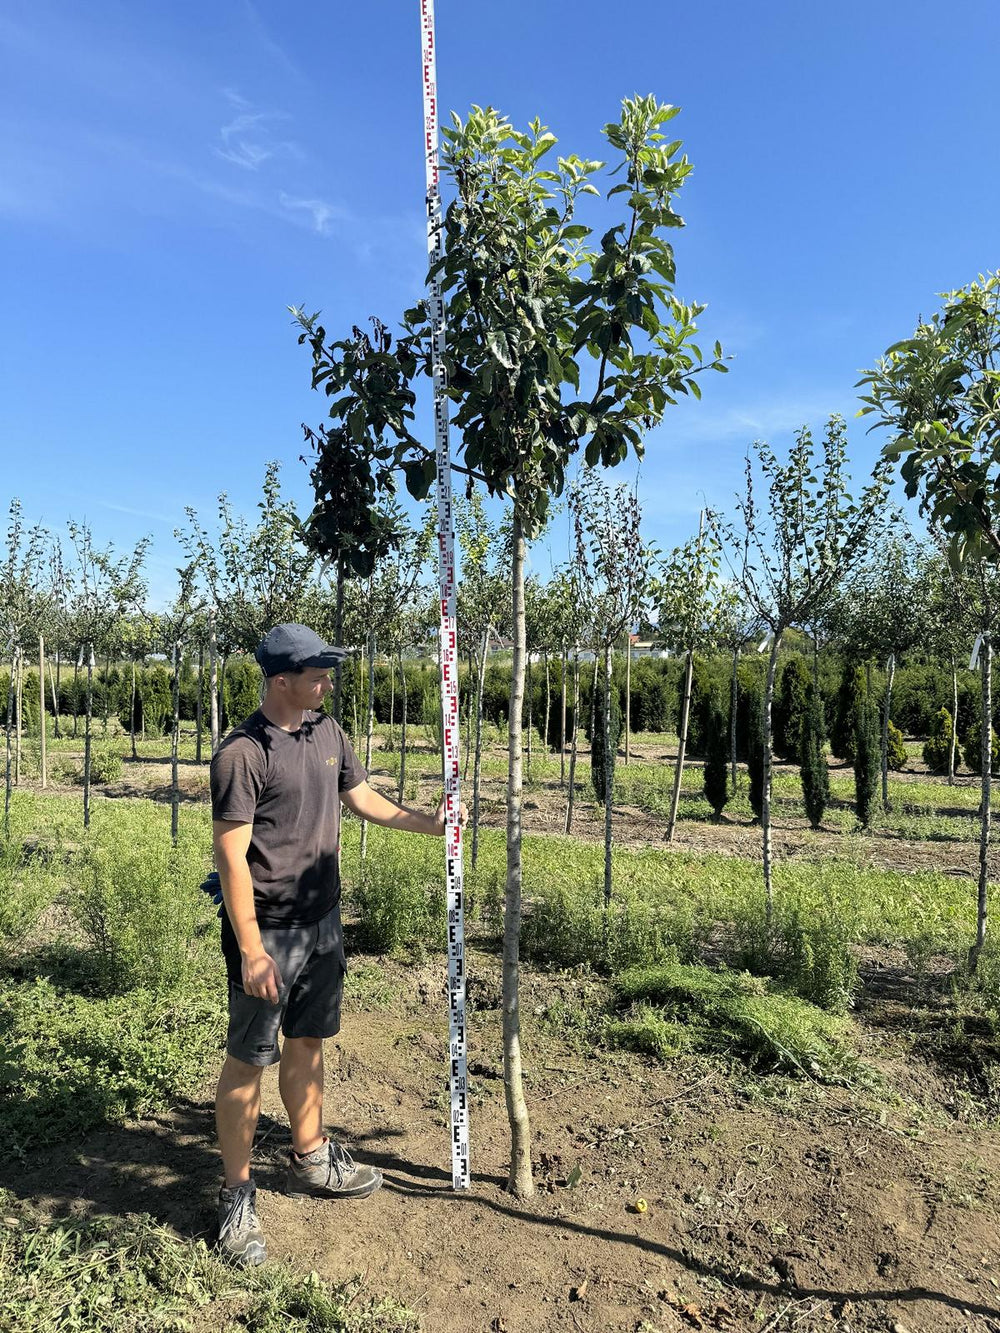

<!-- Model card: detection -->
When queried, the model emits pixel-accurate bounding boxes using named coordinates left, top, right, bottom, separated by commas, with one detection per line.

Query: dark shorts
left=221, top=904, right=346, bottom=1067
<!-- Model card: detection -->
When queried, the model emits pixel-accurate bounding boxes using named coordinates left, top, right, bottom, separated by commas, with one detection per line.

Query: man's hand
left=434, top=796, right=469, bottom=831
left=242, top=951, right=283, bottom=1005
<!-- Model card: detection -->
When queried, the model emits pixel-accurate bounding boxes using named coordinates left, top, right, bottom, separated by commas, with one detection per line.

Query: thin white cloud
left=215, top=99, right=302, bottom=172
left=279, top=191, right=348, bottom=235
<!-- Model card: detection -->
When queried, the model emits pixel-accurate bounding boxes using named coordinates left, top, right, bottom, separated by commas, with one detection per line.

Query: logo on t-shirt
left=326, top=757, right=338, bottom=767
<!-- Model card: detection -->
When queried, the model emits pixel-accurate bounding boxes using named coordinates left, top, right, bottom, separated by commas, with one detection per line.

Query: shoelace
left=328, top=1142, right=354, bottom=1188
left=222, top=1185, right=258, bottom=1237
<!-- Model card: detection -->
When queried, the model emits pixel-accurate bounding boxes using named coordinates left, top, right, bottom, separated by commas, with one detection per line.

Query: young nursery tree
left=654, top=520, right=723, bottom=842
left=830, top=538, right=922, bottom=808
left=711, top=418, right=891, bottom=925
left=456, top=493, right=510, bottom=868
left=66, top=521, right=150, bottom=830
left=296, top=97, right=725, bottom=1197
left=1, top=501, right=50, bottom=836
left=177, top=461, right=318, bottom=730
left=714, top=590, right=762, bottom=793
left=571, top=470, right=651, bottom=908
left=156, top=563, right=202, bottom=844
left=860, top=274, right=1000, bottom=968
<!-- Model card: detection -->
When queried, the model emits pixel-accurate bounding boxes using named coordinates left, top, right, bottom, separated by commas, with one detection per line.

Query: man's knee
left=282, top=1035, right=324, bottom=1057
left=219, top=1053, right=266, bottom=1086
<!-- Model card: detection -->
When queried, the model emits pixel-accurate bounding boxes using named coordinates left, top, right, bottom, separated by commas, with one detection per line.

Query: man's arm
left=213, top=819, right=283, bottom=1004
left=340, top=781, right=465, bottom=834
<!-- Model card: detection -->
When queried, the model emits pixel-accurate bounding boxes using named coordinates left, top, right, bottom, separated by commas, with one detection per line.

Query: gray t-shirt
left=210, top=709, right=367, bottom=927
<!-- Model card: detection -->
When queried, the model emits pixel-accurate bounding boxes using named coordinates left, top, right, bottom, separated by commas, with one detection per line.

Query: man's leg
left=216, top=1054, right=265, bottom=1188
left=278, top=1035, right=325, bottom=1155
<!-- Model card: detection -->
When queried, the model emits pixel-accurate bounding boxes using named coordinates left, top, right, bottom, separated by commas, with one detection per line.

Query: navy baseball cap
left=254, top=624, right=349, bottom=676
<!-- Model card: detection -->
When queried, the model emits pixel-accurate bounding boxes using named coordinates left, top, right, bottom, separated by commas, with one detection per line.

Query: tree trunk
left=472, top=628, right=488, bottom=871
left=666, top=647, right=694, bottom=842
left=353, top=649, right=361, bottom=742
left=72, top=654, right=80, bottom=738
left=195, top=644, right=204, bottom=764
left=83, top=646, right=94, bottom=830
left=129, top=660, right=138, bottom=760
left=761, top=631, right=784, bottom=929
left=333, top=556, right=345, bottom=724
left=170, top=640, right=181, bottom=845
left=398, top=648, right=408, bottom=805
left=881, top=651, right=895, bottom=810
left=503, top=512, right=533, bottom=1198
left=465, top=649, right=474, bottom=775
left=559, top=646, right=567, bottom=788
left=53, top=647, right=62, bottom=741
left=565, top=647, right=581, bottom=834
left=970, top=635, right=993, bottom=972
left=624, top=633, right=632, bottom=764
left=949, top=655, right=959, bottom=785
left=602, top=640, right=614, bottom=911
left=102, top=652, right=111, bottom=734
left=388, top=654, right=396, bottom=755
left=219, top=654, right=228, bottom=734
left=14, top=647, right=23, bottom=786
left=543, top=650, right=551, bottom=764
left=209, top=613, right=220, bottom=754
left=360, top=629, right=376, bottom=862
left=525, top=652, right=533, bottom=783
left=48, top=658, right=59, bottom=746
left=730, top=644, right=740, bottom=792
left=3, top=644, right=14, bottom=838
left=589, top=653, right=599, bottom=769
left=39, top=635, right=47, bottom=790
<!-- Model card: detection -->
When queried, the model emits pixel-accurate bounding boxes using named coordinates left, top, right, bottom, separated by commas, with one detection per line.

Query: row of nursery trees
left=4, top=83, right=999, bottom=1197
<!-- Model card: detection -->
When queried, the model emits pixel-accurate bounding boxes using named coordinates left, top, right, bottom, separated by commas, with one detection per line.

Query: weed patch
left=0, top=1193, right=417, bottom=1333
left=0, top=976, right=225, bottom=1153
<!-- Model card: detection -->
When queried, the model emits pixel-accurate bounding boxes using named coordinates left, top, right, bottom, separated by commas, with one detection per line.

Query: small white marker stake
left=418, top=0, right=470, bottom=1192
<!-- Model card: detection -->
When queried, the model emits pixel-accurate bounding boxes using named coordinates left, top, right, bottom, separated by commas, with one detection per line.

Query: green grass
left=611, top=961, right=857, bottom=1080
left=0, top=976, right=226, bottom=1155
left=0, top=1192, right=417, bottom=1333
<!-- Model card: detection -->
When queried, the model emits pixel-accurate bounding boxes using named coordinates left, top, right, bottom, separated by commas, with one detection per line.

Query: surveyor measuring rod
left=419, top=0, right=470, bottom=1191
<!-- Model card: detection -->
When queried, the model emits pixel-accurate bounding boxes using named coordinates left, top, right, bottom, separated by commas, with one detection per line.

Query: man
left=210, top=622, right=463, bottom=1266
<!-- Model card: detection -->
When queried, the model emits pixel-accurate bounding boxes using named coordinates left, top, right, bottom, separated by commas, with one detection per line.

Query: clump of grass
left=732, top=898, right=859, bottom=1014
left=606, top=1005, right=689, bottom=1060
left=0, top=1192, right=418, bottom=1333
left=613, top=960, right=856, bottom=1080
left=0, top=976, right=226, bottom=1153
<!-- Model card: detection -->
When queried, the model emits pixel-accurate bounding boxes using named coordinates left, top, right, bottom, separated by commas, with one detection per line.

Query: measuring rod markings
left=419, top=0, right=470, bottom=1191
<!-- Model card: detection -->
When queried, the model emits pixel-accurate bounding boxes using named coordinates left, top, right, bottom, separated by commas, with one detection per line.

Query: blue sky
left=2, top=0, right=998, bottom=604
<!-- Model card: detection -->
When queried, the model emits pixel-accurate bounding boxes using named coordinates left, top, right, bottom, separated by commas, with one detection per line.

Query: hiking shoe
left=217, top=1179, right=266, bottom=1266
left=286, top=1138, right=383, bottom=1200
